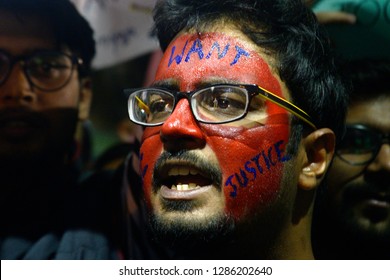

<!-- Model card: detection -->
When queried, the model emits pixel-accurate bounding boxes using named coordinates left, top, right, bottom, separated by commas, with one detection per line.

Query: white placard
left=70, top=0, right=160, bottom=69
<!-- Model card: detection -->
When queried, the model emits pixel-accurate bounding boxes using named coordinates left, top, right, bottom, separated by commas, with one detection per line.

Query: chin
left=149, top=207, right=234, bottom=251
left=342, top=206, right=390, bottom=243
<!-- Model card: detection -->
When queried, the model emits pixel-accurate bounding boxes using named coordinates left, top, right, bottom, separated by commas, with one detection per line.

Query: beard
left=335, top=181, right=390, bottom=243
left=148, top=199, right=236, bottom=259
left=0, top=108, right=79, bottom=191
left=147, top=150, right=298, bottom=259
left=0, top=108, right=78, bottom=165
left=148, top=191, right=292, bottom=259
left=149, top=149, right=232, bottom=258
left=314, top=180, right=390, bottom=259
left=336, top=200, right=390, bottom=246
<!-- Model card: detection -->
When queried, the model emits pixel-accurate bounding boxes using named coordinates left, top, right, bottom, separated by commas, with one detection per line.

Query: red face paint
left=140, top=32, right=291, bottom=221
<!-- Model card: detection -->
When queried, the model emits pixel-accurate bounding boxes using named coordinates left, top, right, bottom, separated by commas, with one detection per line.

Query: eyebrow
left=151, top=78, right=242, bottom=91
left=151, top=80, right=179, bottom=90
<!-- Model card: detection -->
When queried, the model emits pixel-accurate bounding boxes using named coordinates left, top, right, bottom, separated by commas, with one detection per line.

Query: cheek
left=39, top=82, right=81, bottom=109
left=206, top=123, right=291, bottom=220
left=327, top=159, right=365, bottom=197
left=139, top=128, right=162, bottom=207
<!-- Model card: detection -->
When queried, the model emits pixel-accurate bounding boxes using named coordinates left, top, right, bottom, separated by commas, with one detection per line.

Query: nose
left=0, top=64, right=35, bottom=106
left=160, top=99, right=206, bottom=151
left=365, top=144, right=390, bottom=185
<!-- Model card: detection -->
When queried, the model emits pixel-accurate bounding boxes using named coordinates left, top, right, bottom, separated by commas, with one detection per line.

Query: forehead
left=348, top=95, right=390, bottom=129
left=0, top=9, right=55, bottom=54
left=155, top=28, right=286, bottom=97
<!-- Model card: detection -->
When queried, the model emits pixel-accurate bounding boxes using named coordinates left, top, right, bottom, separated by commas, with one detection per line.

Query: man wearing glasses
left=313, top=60, right=390, bottom=259
left=0, top=0, right=108, bottom=259
left=126, top=0, right=348, bottom=259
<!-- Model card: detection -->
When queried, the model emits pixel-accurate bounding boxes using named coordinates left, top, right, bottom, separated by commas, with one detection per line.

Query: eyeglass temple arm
left=135, top=96, right=151, bottom=114
left=256, top=86, right=317, bottom=130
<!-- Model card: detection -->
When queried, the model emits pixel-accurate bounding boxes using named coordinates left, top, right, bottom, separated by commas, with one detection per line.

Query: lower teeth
left=172, top=183, right=199, bottom=191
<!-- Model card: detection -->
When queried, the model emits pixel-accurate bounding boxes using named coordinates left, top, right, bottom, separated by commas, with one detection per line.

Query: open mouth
left=358, top=191, right=390, bottom=205
left=352, top=191, right=390, bottom=223
left=0, top=117, right=39, bottom=138
left=157, top=164, right=214, bottom=190
left=364, top=193, right=390, bottom=208
left=0, top=109, right=46, bottom=138
left=165, top=165, right=214, bottom=190
left=154, top=159, right=221, bottom=200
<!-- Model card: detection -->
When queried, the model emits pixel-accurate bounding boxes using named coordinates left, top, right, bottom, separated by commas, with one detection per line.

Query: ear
left=298, top=128, right=335, bottom=191
left=78, top=78, right=92, bottom=121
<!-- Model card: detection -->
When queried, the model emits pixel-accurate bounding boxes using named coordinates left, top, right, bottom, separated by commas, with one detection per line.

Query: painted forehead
left=155, top=32, right=283, bottom=97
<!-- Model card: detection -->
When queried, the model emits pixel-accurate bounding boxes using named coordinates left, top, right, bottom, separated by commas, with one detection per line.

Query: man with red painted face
left=125, top=0, right=348, bottom=259
left=312, top=60, right=390, bottom=259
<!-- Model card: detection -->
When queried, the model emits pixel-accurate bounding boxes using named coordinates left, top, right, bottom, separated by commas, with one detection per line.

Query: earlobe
left=298, top=128, right=335, bottom=191
left=78, top=78, right=92, bottom=121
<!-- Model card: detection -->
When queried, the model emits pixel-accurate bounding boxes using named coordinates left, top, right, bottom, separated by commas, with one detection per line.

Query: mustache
left=0, top=108, right=49, bottom=128
left=343, top=181, right=390, bottom=201
left=153, top=149, right=223, bottom=187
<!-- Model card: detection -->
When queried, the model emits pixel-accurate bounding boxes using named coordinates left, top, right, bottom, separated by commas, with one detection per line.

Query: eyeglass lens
left=337, top=125, right=382, bottom=165
left=129, top=86, right=266, bottom=125
left=0, top=51, right=74, bottom=91
left=0, top=52, right=10, bottom=84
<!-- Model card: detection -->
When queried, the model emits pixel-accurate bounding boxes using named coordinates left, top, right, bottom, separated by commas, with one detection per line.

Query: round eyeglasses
left=336, top=124, right=390, bottom=166
left=125, top=84, right=317, bottom=129
left=0, top=50, right=83, bottom=92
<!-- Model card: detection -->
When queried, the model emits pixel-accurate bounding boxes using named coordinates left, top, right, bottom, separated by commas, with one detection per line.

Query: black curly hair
left=153, top=0, right=349, bottom=151
left=0, top=0, right=96, bottom=77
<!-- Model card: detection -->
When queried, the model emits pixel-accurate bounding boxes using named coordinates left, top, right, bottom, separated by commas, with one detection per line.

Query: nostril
left=1, top=92, right=35, bottom=103
left=22, top=95, right=34, bottom=102
left=161, top=134, right=206, bottom=151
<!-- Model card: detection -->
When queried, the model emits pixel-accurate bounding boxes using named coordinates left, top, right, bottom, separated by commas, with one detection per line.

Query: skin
left=327, top=95, right=390, bottom=241
left=0, top=10, right=91, bottom=167
left=305, top=1, right=357, bottom=25
left=139, top=24, right=335, bottom=259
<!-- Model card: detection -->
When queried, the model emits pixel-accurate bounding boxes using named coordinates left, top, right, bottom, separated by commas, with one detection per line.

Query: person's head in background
left=307, top=0, right=390, bottom=259
left=127, top=0, right=348, bottom=259
left=313, top=59, right=390, bottom=259
left=0, top=0, right=95, bottom=178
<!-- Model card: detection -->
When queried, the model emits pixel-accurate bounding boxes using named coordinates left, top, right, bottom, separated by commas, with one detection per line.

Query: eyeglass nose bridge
left=379, top=132, right=390, bottom=144
left=358, top=131, right=390, bottom=166
left=171, top=90, right=197, bottom=116
left=174, top=91, right=195, bottom=102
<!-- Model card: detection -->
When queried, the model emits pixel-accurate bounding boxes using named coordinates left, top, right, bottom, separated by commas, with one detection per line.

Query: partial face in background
left=0, top=10, right=91, bottom=164
left=140, top=27, right=299, bottom=239
left=327, top=95, right=390, bottom=241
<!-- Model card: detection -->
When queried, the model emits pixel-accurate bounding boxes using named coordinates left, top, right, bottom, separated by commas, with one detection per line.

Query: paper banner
left=70, top=0, right=159, bottom=69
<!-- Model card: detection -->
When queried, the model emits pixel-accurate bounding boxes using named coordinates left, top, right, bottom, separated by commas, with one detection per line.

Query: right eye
left=28, top=55, right=70, bottom=79
left=145, top=92, right=174, bottom=123
left=150, top=99, right=170, bottom=113
left=197, top=88, right=246, bottom=114
left=339, top=129, right=376, bottom=154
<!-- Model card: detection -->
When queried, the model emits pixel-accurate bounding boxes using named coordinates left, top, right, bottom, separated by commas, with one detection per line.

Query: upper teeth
left=168, top=166, right=199, bottom=176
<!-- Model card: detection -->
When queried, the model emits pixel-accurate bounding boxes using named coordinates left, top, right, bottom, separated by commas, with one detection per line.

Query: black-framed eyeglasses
left=0, top=50, right=83, bottom=92
left=337, top=124, right=390, bottom=166
left=125, top=84, right=317, bottom=129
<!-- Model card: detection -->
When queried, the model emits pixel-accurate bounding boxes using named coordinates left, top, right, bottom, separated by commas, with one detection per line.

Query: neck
left=162, top=212, right=314, bottom=260
left=266, top=216, right=314, bottom=259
